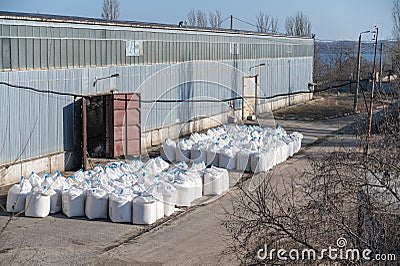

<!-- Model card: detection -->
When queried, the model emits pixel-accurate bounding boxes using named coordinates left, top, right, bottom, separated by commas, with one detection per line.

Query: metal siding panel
left=54, top=40, right=60, bottom=68
left=107, top=40, right=112, bottom=65
left=116, top=40, right=121, bottom=65
left=90, top=40, right=96, bottom=66
left=79, top=39, right=85, bottom=67
left=1, top=39, right=10, bottom=70
left=0, top=39, right=2, bottom=70
left=10, top=39, right=18, bottom=70
left=48, top=39, right=55, bottom=68
left=95, top=40, right=101, bottom=66
left=18, top=38, right=26, bottom=69
left=8, top=72, right=21, bottom=163
left=61, top=39, right=67, bottom=68
left=72, top=39, right=79, bottom=67
left=66, top=39, right=73, bottom=67
left=0, top=73, right=10, bottom=163
left=40, top=39, right=48, bottom=69
left=84, top=40, right=90, bottom=66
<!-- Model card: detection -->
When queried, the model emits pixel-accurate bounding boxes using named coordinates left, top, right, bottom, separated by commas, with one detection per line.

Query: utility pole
left=366, top=27, right=378, bottom=155
left=230, top=15, right=233, bottom=30
left=354, top=30, right=370, bottom=113
left=378, top=43, right=383, bottom=92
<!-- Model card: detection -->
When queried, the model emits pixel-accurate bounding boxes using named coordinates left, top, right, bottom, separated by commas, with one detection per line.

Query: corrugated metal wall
left=0, top=16, right=313, bottom=166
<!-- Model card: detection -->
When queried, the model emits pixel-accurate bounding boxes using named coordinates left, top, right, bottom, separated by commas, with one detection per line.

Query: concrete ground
left=0, top=114, right=358, bottom=266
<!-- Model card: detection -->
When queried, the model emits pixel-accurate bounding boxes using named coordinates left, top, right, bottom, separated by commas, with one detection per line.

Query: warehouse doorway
left=242, top=75, right=258, bottom=119
left=74, top=93, right=141, bottom=169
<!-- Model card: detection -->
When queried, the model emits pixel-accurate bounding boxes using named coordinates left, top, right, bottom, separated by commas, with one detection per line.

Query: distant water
left=319, top=53, right=385, bottom=64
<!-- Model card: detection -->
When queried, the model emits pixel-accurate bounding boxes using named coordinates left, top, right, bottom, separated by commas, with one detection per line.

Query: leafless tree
left=101, top=0, right=119, bottom=21
left=256, top=12, right=278, bottom=33
left=209, top=10, right=222, bottom=29
left=222, top=99, right=400, bottom=264
left=285, top=11, right=311, bottom=37
left=196, top=10, right=208, bottom=28
left=187, top=9, right=197, bottom=26
left=393, top=0, right=400, bottom=39
left=187, top=9, right=208, bottom=28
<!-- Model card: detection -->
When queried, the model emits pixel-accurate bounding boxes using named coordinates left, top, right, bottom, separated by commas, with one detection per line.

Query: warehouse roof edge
left=0, top=11, right=313, bottom=40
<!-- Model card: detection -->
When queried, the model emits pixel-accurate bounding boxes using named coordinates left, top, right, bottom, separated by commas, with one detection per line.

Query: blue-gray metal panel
left=0, top=72, right=10, bottom=163
left=40, top=39, right=48, bottom=69
left=72, top=39, right=79, bottom=66
left=48, top=39, right=55, bottom=68
left=90, top=40, right=96, bottom=66
left=79, top=39, right=85, bottom=67
left=0, top=39, right=2, bottom=69
left=67, top=39, right=73, bottom=67
left=54, top=39, right=60, bottom=68
left=10, top=38, right=18, bottom=69
left=61, top=39, right=67, bottom=68
left=84, top=40, right=90, bottom=67
left=10, top=25, right=17, bottom=36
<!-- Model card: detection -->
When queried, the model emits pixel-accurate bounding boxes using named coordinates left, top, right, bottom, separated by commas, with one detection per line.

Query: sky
left=0, top=0, right=394, bottom=40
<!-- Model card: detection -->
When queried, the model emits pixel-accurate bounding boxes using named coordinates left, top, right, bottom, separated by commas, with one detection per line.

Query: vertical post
left=354, top=34, right=362, bottom=113
left=254, top=74, right=258, bottom=115
left=242, top=76, right=245, bottom=121
left=125, top=94, right=128, bottom=158
left=82, top=97, right=88, bottom=170
left=378, top=43, right=383, bottom=92
left=230, top=15, right=233, bottom=30
left=366, top=27, right=378, bottom=155
left=288, top=59, right=291, bottom=105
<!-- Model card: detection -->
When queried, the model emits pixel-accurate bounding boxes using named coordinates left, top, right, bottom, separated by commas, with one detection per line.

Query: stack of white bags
left=6, top=157, right=230, bottom=225
left=161, top=124, right=303, bottom=173
left=6, top=124, right=302, bottom=225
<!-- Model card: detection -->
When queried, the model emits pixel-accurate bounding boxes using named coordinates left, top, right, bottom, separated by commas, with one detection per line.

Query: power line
left=1, top=80, right=353, bottom=103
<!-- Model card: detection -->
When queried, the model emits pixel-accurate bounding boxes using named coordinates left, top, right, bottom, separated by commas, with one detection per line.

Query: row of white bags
left=6, top=158, right=230, bottom=224
left=161, top=125, right=303, bottom=173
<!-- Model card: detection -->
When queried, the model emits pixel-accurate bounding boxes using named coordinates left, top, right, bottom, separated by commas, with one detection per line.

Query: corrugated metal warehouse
left=0, top=12, right=314, bottom=185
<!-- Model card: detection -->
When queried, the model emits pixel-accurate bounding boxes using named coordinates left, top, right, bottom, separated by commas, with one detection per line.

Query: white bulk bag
left=173, top=174, right=196, bottom=207
left=203, top=166, right=229, bottom=196
left=129, top=159, right=144, bottom=172
left=159, top=183, right=177, bottom=217
left=47, top=188, right=62, bottom=214
left=206, top=143, right=220, bottom=166
left=6, top=177, right=32, bottom=213
left=251, top=148, right=274, bottom=174
left=189, top=173, right=203, bottom=200
left=109, top=192, right=133, bottom=223
left=161, top=138, right=177, bottom=162
left=149, top=182, right=165, bottom=220
left=25, top=187, right=50, bottom=218
left=219, top=147, right=237, bottom=170
left=191, top=143, right=207, bottom=164
left=132, top=194, right=158, bottom=225
left=236, top=149, right=252, bottom=172
left=175, top=139, right=192, bottom=162
left=154, top=156, right=170, bottom=172
left=292, top=132, right=303, bottom=153
left=85, top=189, right=109, bottom=219
left=189, top=161, right=206, bottom=179
left=28, top=172, right=42, bottom=187
left=62, top=186, right=86, bottom=217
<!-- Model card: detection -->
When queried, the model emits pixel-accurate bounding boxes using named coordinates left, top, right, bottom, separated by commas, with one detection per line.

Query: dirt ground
left=273, top=92, right=386, bottom=121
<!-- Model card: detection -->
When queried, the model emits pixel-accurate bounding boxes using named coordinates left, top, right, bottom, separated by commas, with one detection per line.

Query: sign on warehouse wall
left=126, top=40, right=144, bottom=56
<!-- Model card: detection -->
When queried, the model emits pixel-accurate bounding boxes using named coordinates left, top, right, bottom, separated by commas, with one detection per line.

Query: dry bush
left=222, top=103, right=400, bottom=265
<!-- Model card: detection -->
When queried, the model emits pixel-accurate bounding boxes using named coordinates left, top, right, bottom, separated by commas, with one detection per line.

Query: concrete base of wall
left=142, top=93, right=313, bottom=149
left=0, top=152, right=65, bottom=186
left=0, top=93, right=313, bottom=185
